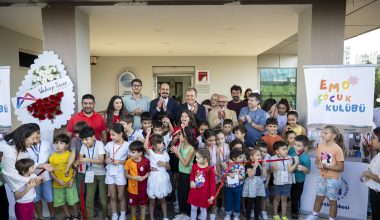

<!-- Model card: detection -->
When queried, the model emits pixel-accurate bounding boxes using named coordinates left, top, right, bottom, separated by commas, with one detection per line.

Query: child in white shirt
left=14, top=158, right=43, bottom=220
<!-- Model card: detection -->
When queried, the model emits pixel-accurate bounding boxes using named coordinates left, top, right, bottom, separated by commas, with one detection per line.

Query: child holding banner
left=305, top=125, right=345, bottom=220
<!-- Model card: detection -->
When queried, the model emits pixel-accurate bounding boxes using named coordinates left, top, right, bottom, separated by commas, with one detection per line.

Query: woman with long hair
left=105, top=95, right=128, bottom=141
left=0, top=124, right=53, bottom=219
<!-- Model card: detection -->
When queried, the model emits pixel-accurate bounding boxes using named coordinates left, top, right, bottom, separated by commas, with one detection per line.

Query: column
left=296, top=0, right=346, bottom=124
left=42, top=5, right=91, bottom=112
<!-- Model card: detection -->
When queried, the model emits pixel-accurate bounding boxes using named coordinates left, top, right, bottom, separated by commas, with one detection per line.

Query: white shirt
left=146, top=149, right=170, bottom=171
left=197, top=135, right=205, bottom=148
left=126, top=129, right=144, bottom=143
left=79, top=140, right=106, bottom=175
left=27, top=140, right=53, bottom=181
left=364, top=153, right=380, bottom=191
left=0, top=141, right=29, bottom=192
left=163, top=133, right=170, bottom=151
left=104, top=141, right=130, bottom=175
left=270, top=155, right=295, bottom=185
left=16, top=174, right=37, bottom=203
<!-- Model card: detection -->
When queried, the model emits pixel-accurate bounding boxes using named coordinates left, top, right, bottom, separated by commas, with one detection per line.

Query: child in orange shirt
left=261, top=118, right=283, bottom=156
left=125, top=141, right=150, bottom=220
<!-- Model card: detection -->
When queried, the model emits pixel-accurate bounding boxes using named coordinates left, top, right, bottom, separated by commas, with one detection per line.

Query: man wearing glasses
left=208, top=95, right=238, bottom=129
left=123, top=79, right=150, bottom=129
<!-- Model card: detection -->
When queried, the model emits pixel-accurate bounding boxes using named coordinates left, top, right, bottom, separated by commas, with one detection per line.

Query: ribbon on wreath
left=213, top=157, right=292, bottom=199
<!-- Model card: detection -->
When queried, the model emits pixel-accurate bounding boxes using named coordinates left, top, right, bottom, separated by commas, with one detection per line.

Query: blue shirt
left=123, top=94, right=150, bottom=129
left=289, top=147, right=311, bottom=183
left=238, top=107, right=267, bottom=147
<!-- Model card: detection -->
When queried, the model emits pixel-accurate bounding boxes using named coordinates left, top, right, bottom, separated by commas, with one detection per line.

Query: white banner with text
left=304, top=65, right=375, bottom=126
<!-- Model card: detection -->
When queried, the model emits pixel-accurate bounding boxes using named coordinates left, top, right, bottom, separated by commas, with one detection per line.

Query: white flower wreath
left=15, top=51, right=75, bottom=130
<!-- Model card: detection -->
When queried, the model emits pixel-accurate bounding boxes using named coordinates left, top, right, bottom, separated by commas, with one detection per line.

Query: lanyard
left=128, top=130, right=136, bottom=142
left=281, top=159, right=286, bottom=171
left=31, top=143, right=41, bottom=163
left=219, top=144, right=225, bottom=161
left=113, top=141, right=124, bottom=159
left=86, top=140, right=96, bottom=168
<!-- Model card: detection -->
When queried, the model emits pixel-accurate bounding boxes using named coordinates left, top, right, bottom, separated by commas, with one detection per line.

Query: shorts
left=53, top=184, right=80, bottom=207
left=34, top=180, right=53, bottom=203
left=128, top=192, right=148, bottom=206
left=272, top=184, right=292, bottom=197
left=316, top=176, right=341, bottom=200
left=105, top=174, right=127, bottom=185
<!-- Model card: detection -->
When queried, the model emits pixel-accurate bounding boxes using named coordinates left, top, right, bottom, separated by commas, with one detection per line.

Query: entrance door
left=152, top=66, right=195, bottom=103
left=155, top=75, right=193, bottom=103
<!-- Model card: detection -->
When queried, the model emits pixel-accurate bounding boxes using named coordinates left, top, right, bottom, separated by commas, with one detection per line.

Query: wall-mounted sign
left=196, top=70, right=210, bottom=85
left=118, top=70, right=136, bottom=97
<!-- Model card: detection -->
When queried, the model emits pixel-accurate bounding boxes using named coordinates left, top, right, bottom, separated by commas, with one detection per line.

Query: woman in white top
left=1, top=124, right=53, bottom=190
left=360, top=127, right=380, bottom=220
left=0, top=124, right=53, bottom=218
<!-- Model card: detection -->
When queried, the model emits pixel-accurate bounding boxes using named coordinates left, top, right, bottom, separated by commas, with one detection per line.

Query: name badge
left=280, top=171, right=289, bottom=183
left=227, top=174, right=239, bottom=185
left=85, top=170, right=95, bottom=183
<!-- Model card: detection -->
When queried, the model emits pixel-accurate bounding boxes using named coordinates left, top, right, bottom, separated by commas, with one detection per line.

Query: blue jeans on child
left=224, top=184, right=243, bottom=216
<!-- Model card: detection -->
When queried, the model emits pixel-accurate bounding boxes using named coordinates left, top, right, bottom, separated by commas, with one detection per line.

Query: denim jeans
left=224, top=184, right=243, bottom=216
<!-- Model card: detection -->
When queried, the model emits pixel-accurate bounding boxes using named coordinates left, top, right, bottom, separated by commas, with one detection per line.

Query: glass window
left=259, top=68, right=297, bottom=109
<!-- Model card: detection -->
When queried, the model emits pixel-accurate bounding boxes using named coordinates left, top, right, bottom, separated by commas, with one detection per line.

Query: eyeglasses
left=132, top=84, right=142, bottom=87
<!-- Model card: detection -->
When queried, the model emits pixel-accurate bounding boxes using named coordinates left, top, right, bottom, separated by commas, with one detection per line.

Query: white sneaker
left=209, top=213, right=216, bottom=220
left=174, top=203, right=180, bottom=214
left=250, top=212, right=255, bottom=218
left=233, top=217, right=239, bottom=220
left=305, top=214, right=319, bottom=220
left=112, top=214, right=118, bottom=220
left=261, top=211, right=269, bottom=220
left=224, top=215, right=230, bottom=220
left=118, top=215, right=126, bottom=220
left=163, top=218, right=169, bottom=220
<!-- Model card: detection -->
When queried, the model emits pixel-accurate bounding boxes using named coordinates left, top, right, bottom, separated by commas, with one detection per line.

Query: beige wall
left=0, top=26, right=43, bottom=129
left=91, top=56, right=258, bottom=111
left=257, top=54, right=297, bottom=68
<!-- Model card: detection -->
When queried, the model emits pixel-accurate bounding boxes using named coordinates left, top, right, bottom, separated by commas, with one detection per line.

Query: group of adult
left=67, top=79, right=288, bottom=149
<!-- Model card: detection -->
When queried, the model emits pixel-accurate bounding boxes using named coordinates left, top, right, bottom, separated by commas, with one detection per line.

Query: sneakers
left=250, top=212, right=255, bottom=218
left=282, top=216, right=288, bottom=220
left=305, top=214, right=319, bottom=220
left=119, top=215, right=126, bottom=220
left=173, top=202, right=180, bottom=214
left=111, top=214, right=118, bottom=220
left=224, top=215, right=230, bottom=220
left=233, top=216, right=239, bottom=220
left=261, top=211, right=269, bottom=220
left=273, top=215, right=281, bottom=220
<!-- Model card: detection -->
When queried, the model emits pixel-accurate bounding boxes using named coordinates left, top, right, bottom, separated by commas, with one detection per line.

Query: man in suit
left=150, top=82, right=177, bottom=122
left=208, top=95, right=238, bottom=129
left=176, top=87, right=206, bottom=125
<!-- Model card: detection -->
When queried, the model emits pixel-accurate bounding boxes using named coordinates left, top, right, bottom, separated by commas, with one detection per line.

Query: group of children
left=13, top=108, right=345, bottom=220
